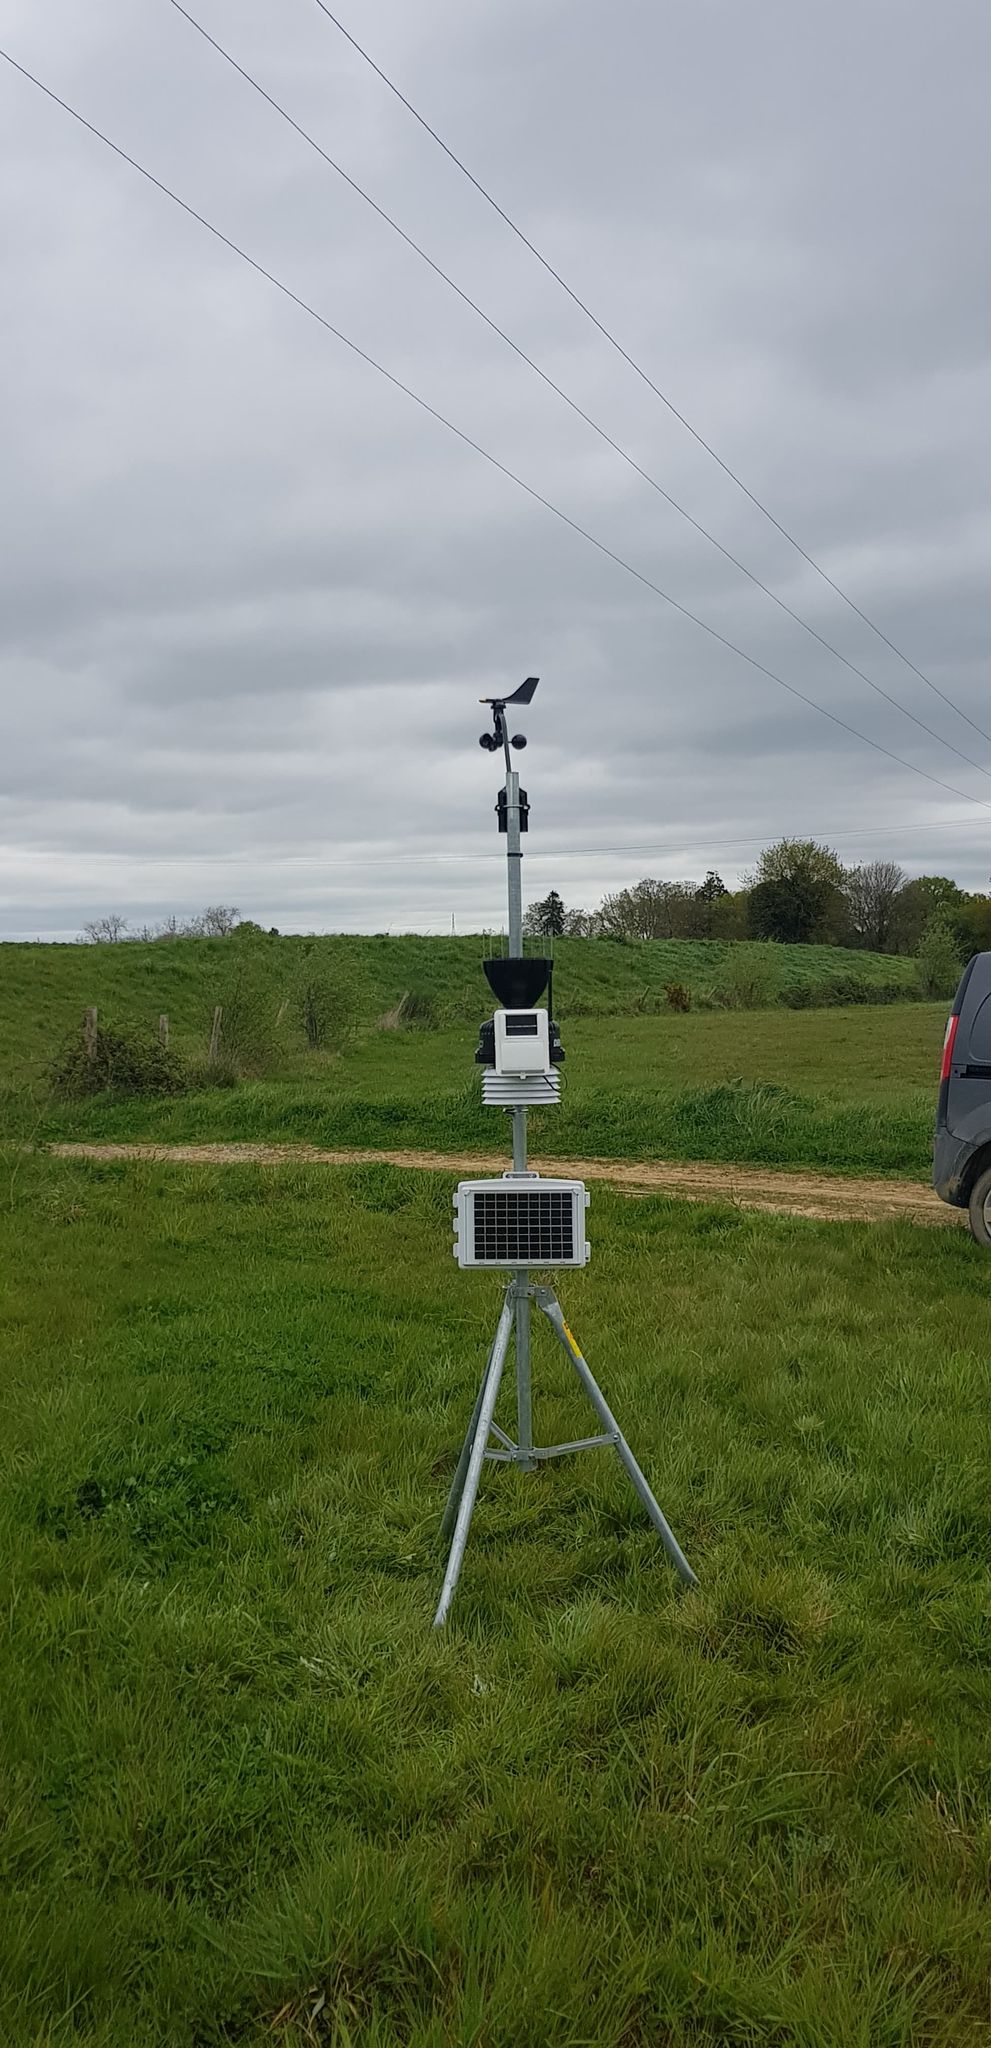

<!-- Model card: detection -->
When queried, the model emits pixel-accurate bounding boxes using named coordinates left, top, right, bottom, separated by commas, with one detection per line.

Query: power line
left=2, top=810, right=986, bottom=871
left=165, top=0, right=991, bottom=786
left=3, top=44, right=991, bottom=826
left=310, top=0, right=991, bottom=753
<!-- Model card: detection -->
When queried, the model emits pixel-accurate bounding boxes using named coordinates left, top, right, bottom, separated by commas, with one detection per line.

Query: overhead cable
left=310, top=0, right=991, bottom=750
left=3, top=42, right=991, bottom=823
left=167, top=1, right=991, bottom=783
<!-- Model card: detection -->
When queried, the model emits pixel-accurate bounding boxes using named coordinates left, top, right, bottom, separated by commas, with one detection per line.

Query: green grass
left=338, top=1004, right=947, bottom=1105
left=29, top=1005, right=946, bottom=1180
left=3, top=1152, right=991, bottom=2042
left=0, top=933, right=921, bottom=1092
left=0, top=937, right=945, bottom=1179
left=41, top=1073, right=935, bottom=1177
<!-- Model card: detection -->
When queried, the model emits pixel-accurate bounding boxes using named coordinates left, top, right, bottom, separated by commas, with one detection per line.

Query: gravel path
left=47, top=1142, right=956, bottom=1228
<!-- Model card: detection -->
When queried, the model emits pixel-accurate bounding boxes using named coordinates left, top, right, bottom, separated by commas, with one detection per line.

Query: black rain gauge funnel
left=482, top=956, right=550, bottom=1009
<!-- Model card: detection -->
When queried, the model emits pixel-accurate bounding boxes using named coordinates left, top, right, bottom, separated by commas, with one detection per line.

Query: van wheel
left=967, top=1168, right=991, bottom=1247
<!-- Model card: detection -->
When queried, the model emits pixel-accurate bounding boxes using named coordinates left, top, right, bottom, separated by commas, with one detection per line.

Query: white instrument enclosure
left=493, top=1007, right=551, bottom=1076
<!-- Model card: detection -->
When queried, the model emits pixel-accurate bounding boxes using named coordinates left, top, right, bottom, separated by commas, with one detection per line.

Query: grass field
left=320, top=1004, right=947, bottom=1104
left=26, top=1003, right=947, bottom=1180
left=0, top=934, right=945, bottom=1180
left=0, top=934, right=921, bottom=1092
left=3, top=1150, right=991, bottom=2043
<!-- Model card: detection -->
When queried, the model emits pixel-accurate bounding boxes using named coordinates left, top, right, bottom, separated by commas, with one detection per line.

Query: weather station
left=432, top=678, right=697, bottom=1627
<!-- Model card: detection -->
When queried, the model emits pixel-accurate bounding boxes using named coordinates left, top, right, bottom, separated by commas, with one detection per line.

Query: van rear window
left=969, top=993, right=991, bottom=1065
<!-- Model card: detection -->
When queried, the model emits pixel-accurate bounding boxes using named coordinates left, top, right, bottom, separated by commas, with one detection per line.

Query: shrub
left=292, top=968, right=361, bottom=1050
left=915, top=917, right=963, bottom=1000
left=49, top=1022, right=187, bottom=1101
left=832, top=974, right=878, bottom=1006
left=841, top=976, right=911, bottom=1006
left=780, top=975, right=915, bottom=1011
left=205, top=964, right=277, bottom=1077
left=666, top=982, right=691, bottom=1012
left=395, top=990, right=438, bottom=1030
left=718, top=943, right=783, bottom=1010
left=187, top=1056, right=240, bottom=1091
left=815, top=974, right=882, bottom=1007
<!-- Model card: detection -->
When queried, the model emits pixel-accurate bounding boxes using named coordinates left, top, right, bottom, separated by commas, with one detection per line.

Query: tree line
left=81, top=906, right=270, bottom=943
left=79, top=840, right=989, bottom=969
left=524, top=840, right=991, bottom=960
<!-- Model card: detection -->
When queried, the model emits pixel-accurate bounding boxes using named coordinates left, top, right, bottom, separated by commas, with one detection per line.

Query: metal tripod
left=433, top=683, right=697, bottom=1627
left=433, top=1269, right=698, bottom=1627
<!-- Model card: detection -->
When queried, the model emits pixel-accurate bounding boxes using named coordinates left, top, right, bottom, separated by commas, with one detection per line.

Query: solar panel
left=473, top=1188, right=574, bottom=1263
left=454, top=1177, right=589, bottom=1268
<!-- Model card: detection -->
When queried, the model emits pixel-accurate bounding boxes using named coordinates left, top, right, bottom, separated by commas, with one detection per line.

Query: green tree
left=892, top=876, right=969, bottom=954
left=957, top=894, right=991, bottom=955
left=696, top=870, right=729, bottom=938
left=915, top=876, right=968, bottom=916
left=712, top=889, right=749, bottom=940
left=523, top=890, right=567, bottom=937
left=746, top=839, right=846, bottom=945
left=915, top=915, right=963, bottom=999
left=597, top=878, right=699, bottom=940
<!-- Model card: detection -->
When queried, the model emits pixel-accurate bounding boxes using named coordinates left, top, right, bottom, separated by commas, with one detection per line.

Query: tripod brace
left=433, top=1279, right=697, bottom=1628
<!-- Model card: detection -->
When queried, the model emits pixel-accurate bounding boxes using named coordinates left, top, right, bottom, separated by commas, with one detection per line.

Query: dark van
left=934, top=952, right=991, bottom=1244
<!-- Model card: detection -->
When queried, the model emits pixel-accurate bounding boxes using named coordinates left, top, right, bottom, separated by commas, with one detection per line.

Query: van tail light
left=938, top=1012, right=960, bottom=1124
left=940, top=1011, right=960, bottom=1083
left=938, top=958, right=978, bottom=1128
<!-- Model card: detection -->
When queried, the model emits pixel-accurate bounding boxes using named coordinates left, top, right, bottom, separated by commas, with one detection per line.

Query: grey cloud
left=2, top=0, right=990, bottom=939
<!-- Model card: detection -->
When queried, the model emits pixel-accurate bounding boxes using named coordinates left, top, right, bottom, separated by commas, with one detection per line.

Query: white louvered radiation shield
left=453, top=1176, right=590, bottom=1269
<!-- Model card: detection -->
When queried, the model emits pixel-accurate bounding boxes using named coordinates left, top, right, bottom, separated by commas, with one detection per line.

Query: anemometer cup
left=482, top=956, right=550, bottom=1008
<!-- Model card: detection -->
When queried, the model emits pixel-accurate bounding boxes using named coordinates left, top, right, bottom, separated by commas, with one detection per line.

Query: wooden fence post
left=158, top=1013, right=170, bottom=1048
left=84, top=1007, right=98, bottom=1065
left=208, top=1006, right=223, bottom=1063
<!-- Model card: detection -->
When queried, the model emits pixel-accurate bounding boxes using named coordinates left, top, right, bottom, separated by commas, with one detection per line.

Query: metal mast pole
left=500, top=719, right=534, bottom=1470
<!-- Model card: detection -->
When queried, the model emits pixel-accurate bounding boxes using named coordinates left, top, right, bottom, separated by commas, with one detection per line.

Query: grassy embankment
left=2, top=1150, right=991, bottom=2044
left=0, top=936, right=942, bottom=1176
left=0, top=931, right=920, bottom=1078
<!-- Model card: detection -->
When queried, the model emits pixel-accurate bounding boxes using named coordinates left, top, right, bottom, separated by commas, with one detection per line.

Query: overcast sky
left=2, top=0, right=990, bottom=939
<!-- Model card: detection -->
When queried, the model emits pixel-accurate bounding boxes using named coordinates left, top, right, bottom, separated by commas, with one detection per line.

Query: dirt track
left=48, top=1142, right=958, bottom=1228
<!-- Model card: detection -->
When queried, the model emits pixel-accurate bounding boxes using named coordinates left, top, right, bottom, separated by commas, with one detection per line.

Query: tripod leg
left=433, top=1292, right=514, bottom=1629
left=533, top=1287, right=698, bottom=1590
left=513, top=1272, right=536, bottom=1472
left=441, top=1303, right=508, bottom=1540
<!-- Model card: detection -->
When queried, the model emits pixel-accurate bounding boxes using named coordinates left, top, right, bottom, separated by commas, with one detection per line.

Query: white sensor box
left=493, top=1007, right=551, bottom=1076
